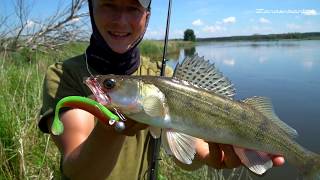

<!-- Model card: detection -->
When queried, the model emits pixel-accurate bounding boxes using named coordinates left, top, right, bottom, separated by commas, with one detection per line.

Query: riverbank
left=139, top=40, right=195, bottom=60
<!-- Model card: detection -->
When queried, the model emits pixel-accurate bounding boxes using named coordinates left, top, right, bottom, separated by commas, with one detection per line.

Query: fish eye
left=103, top=79, right=116, bottom=89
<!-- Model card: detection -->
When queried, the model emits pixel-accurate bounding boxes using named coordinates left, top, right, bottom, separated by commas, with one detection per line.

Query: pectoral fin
left=162, top=129, right=198, bottom=164
left=142, top=96, right=165, bottom=118
left=233, top=147, right=273, bottom=175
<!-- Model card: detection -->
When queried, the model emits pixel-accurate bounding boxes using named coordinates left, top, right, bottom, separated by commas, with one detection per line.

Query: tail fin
left=301, top=153, right=320, bottom=180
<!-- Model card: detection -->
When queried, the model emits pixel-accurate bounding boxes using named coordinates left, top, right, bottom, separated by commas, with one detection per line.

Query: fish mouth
left=84, top=77, right=111, bottom=105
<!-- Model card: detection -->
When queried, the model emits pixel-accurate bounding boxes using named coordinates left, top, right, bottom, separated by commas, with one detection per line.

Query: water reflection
left=303, top=59, right=314, bottom=70
left=173, top=40, right=320, bottom=180
left=184, top=46, right=196, bottom=57
left=223, top=58, right=235, bottom=66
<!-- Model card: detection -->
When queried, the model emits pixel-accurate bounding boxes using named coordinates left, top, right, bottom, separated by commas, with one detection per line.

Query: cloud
left=223, top=17, right=236, bottom=24
left=192, top=19, right=203, bottom=26
left=199, top=17, right=236, bottom=36
left=251, top=26, right=275, bottom=34
left=26, top=20, right=36, bottom=28
left=149, top=31, right=162, bottom=36
left=302, top=9, right=317, bottom=16
left=259, top=17, right=271, bottom=24
left=71, top=17, right=80, bottom=23
left=146, top=29, right=184, bottom=39
left=145, top=28, right=164, bottom=39
left=173, top=29, right=184, bottom=37
left=202, top=25, right=222, bottom=33
left=286, top=23, right=301, bottom=30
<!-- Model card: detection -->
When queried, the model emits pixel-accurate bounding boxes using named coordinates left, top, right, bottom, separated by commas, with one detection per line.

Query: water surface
left=172, top=40, right=320, bottom=179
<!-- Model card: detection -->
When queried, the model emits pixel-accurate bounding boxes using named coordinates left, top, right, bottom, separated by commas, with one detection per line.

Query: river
left=170, top=40, right=320, bottom=179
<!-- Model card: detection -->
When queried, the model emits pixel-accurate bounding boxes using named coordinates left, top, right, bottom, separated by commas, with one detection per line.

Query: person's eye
left=101, top=2, right=115, bottom=9
left=127, top=6, right=143, bottom=13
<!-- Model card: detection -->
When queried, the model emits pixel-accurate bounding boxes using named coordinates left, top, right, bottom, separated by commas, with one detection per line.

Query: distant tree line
left=197, top=32, right=320, bottom=42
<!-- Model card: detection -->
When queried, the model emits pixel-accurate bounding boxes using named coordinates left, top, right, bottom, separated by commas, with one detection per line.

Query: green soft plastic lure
left=51, top=96, right=120, bottom=135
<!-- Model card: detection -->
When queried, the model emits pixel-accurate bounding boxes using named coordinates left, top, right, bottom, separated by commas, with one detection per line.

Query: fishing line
left=85, top=50, right=95, bottom=78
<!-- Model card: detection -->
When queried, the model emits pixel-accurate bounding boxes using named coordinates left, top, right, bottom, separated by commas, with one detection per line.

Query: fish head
left=91, top=75, right=168, bottom=126
left=94, top=75, right=143, bottom=113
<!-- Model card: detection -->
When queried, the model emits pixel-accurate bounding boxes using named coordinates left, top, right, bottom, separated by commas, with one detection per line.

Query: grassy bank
left=0, top=41, right=248, bottom=179
left=139, top=40, right=195, bottom=61
left=0, top=42, right=91, bottom=179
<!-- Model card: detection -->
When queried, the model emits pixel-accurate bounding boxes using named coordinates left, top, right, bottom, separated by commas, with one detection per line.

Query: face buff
left=85, top=0, right=150, bottom=75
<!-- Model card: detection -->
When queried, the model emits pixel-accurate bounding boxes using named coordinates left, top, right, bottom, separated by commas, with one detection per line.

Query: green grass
left=0, top=43, right=87, bottom=179
left=158, top=148, right=251, bottom=180
left=0, top=41, right=251, bottom=179
left=1, top=54, right=54, bottom=179
left=139, top=40, right=195, bottom=61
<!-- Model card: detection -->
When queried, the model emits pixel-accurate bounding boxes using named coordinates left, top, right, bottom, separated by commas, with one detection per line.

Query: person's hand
left=114, top=118, right=148, bottom=136
left=89, top=95, right=148, bottom=136
left=195, top=139, right=285, bottom=169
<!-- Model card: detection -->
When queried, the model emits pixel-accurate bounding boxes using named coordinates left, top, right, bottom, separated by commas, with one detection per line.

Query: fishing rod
left=149, top=0, right=172, bottom=179
left=160, top=0, right=172, bottom=77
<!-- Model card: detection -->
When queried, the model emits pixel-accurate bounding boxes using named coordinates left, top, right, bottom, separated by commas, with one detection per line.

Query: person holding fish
left=38, top=0, right=285, bottom=179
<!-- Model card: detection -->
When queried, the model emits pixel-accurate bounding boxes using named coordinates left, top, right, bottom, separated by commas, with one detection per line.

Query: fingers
left=218, top=144, right=241, bottom=168
left=206, top=143, right=242, bottom=169
left=271, top=155, right=285, bottom=166
left=112, top=116, right=148, bottom=136
left=197, top=142, right=242, bottom=169
left=207, top=143, right=226, bottom=169
left=87, top=95, right=146, bottom=135
left=99, top=107, right=148, bottom=136
left=121, top=120, right=148, bottom=136
left=196, top=139, right=285, bottom=170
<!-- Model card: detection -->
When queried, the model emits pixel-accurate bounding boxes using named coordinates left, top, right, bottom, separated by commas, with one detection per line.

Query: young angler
left=38, top=0, right=284, bottom=179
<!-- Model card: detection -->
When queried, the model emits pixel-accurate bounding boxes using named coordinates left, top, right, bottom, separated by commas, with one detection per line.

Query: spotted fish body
left=87, top=55, right=320, bottom=179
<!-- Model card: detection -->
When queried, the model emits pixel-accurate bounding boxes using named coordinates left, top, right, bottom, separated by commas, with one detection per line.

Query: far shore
left=159, top=32, right=320, bottom=42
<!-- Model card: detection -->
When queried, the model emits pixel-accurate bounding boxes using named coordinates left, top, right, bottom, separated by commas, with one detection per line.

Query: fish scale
left=152, top=77, right=292, bottom=151
left=89, top=54, right=320, bottom=178
left=148, top=77, right=317, bottom=174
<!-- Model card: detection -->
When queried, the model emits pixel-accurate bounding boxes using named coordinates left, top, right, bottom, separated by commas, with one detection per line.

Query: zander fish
left=86, top=54, right=320, bottom=179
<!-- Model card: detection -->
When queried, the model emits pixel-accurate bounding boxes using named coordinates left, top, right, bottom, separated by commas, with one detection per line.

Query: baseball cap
left=138, top=0, right=151, bottom=9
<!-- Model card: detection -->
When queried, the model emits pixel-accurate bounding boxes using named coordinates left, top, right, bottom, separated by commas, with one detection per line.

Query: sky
left=1, top=0, right=319, bottom=39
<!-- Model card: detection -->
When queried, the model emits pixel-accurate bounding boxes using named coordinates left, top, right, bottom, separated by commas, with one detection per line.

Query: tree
left=184, top=29, right=196, bottom=41
left=0, top=0, right=89, bottom=52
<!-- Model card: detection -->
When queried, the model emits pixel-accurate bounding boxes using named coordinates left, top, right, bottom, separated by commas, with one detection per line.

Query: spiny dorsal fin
left=243, top=96, right=298, bottom=138
left=173, top=54, right=235, bottom=99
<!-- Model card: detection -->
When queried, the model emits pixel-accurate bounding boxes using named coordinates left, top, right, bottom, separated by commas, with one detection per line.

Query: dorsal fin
left=173, top=54, right=235, bottom=99
left=243, top=96, right=298, bottom=138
